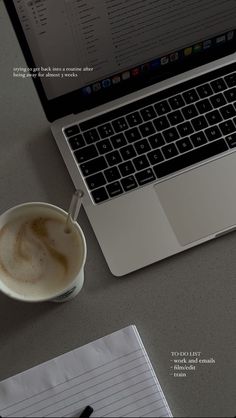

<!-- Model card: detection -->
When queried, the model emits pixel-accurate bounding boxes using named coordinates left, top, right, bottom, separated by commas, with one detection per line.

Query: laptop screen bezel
left=4, top=0, right=236, bottom=123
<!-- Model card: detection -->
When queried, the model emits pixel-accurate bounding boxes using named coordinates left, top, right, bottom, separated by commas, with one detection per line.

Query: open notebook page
left=0, top=325, right=172, bottom=417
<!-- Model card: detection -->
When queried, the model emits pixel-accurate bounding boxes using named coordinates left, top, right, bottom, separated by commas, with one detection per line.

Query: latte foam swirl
left=0, top=217, right=68, bottom=283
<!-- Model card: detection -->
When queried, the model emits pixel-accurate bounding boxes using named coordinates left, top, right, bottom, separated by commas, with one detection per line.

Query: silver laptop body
left=5, top=0, right=236, bottom=276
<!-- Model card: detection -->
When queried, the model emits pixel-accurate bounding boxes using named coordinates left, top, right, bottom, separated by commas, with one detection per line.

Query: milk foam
left=0, top=214, right=83, bottom=299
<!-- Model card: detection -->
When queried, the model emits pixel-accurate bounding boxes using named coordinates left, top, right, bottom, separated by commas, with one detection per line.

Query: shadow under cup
left=0, top=203, right=87, bottom=303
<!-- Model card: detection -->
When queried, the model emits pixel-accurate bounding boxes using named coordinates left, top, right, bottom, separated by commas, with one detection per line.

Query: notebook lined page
left=0, top=326, right=172, bottom=418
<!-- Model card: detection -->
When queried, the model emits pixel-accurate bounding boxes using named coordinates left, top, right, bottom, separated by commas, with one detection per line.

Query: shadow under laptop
left=85, top=228, right=236, bottom=305
left=25, top=127, right=116, bottom=286
left=26, top=126, right=104, bottom=255
left=26, top=127, right=74, bottom=208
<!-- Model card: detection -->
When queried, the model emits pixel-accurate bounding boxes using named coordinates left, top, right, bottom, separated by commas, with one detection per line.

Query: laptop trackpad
left=155, top=153, right=236, bottom=246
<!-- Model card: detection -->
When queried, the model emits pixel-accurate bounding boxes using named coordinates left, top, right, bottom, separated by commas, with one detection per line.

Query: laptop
left=4, top=0, right=236, bottom=276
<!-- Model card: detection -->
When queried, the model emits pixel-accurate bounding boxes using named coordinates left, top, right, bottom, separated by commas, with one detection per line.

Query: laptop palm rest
left=155, top=153, right=236, bottom=246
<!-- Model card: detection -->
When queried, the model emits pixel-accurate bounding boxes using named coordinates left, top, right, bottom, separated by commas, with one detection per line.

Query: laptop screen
left=8, top=0, right=236, bottom=119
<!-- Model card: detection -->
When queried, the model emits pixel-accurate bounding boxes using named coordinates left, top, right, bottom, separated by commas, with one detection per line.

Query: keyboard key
left=134, top=139, right=151, bottom=154
left=80, top=113, right=112, bottom=132
left=192, top=115, right=208, bottom=131
left=110, top=133, right=127, bottom=149
left=225, top=73, right=236, bottom=87
left=135, top=168, right=156, bottom=186
left=106, top=181, right=123, bottom=198
left=121, top=176, right=138, bottom=191
left=197, top=83, right=213, bottom=98
left=153, top=116, right=170, bottom=131
left=177, top=121, right=194, bottom=137
left=74, top=144, right=98, bottom=163
left=86, top=172, right=106, bottom=190
left=83, top=129, right=99, bottom=144
left=183, top=89, right=199, bottom=104
left=167, top=110, right=184, bottom=126
left=133, top=155, right=149, bottom=171
left=78, top=66, right=236, bottom=132
left=119, top=161, right=135, bottom=176
left=162, top=143, right=179, bottom=159
left=112, top=117, right=128, bottom=132
left=140, top=106, right=156, bottom=121
left=220, top=104, right=236, bottom=120
left=91, top=187, right=109, bottom=204
left=76, top=65, right=236, bottom=202
left=126, top=112, right=142, bottom=127
left=139, top=121, right=155, bottom=137
left=176, top=137, right=193, bottom=153
left=68, top=134, right=85, bottom=150
left=211, top=78, right=227, bottom=93
left=104, top=167, right=121, bottom=183
left=80, top=156, right=108, bottom=176
left=96, top=139, right=113, bottom=154
left=64, top=125, right=79, bottom=137
left=210, top=93, right=227, bottom=108
left=169, top=94, right=185, bottom=110
left=125, top=127, right=141, bottom=143
left=106, top=150, right=122, bottom=166
left=224, top=88, right=236, bottom=103
left=154, top=139, right=228, bottom=178
left=225, top=133, right=236, bottom=148
left=120, top=144, right=136, bottom=160
left=147, top=149, right=164, bottom=165
left=98, top=123, right=114, bottom=138
left=205, top=126, right=221, bottom=141
left=196, top=99, right=213, bottom=114
left=205, top=109, right=223, bottom=125
left=154, top=100, right=171, bottom=115
left=182, top=104, right=198, bottom=120
left=148, top=133, right=165, bottom=149
left=163, top=127, right=180, bottom=143
left=219, top=120, right=236, bottom=135
left=190, top=132, right=208, bottom=147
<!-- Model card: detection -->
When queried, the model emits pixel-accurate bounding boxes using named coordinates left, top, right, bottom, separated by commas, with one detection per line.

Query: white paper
left=0, top=326, right=172, bottom=418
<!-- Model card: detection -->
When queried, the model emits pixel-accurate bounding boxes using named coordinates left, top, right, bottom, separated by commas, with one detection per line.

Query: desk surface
left=0, top=3, right=236, bottom=417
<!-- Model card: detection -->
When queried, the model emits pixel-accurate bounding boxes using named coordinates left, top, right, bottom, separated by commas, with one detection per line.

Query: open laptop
left=4, top=0, right=236, bottom=276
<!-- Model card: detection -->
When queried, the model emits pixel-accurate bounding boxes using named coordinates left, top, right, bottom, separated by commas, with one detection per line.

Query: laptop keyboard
left=64, top=64, right=236, bottom=204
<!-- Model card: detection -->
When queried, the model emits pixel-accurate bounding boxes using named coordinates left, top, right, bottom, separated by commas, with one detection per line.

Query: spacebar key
left=154, top=139, right=228, bottom=178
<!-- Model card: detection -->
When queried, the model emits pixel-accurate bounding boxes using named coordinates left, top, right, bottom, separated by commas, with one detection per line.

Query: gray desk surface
left=0, top=3, right=235, bottom=417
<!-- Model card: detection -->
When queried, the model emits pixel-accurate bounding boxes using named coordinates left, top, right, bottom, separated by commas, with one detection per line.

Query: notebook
left=0, top=325, right=172, bottom=417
